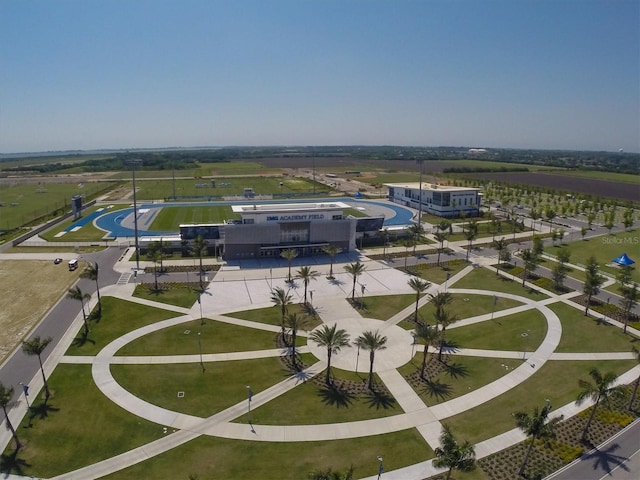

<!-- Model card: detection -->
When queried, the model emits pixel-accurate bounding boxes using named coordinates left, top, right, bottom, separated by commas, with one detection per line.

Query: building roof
left=383, top=182, right=479, bottom=192
left=231, top=202, right=350, bottom=214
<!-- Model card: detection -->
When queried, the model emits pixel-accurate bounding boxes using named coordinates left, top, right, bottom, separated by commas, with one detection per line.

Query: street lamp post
left=197, top=332, right=204, bottom=372
left=127, top=159, right=142, bottom=271
left=355, top=344, right=360, bottom=372
left=245, top=385, right=253, bottom=424
left=198, top=292, right=204, bottom=325
left=377, top=456, right=384, bottom=479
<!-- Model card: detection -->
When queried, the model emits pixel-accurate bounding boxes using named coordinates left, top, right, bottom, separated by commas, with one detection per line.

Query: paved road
left=0, top=247, right=122, bottom=404
left=547, top=419, right=640, bottom=480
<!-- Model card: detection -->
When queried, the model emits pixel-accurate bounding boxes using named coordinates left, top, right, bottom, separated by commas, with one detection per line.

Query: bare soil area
left=0, top=260, right=82, bottom=362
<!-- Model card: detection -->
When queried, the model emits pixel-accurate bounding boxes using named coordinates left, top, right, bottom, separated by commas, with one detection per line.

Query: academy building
left=179, top=201, right=384, bottom=260
left=384, top=182, right=482, bottom=218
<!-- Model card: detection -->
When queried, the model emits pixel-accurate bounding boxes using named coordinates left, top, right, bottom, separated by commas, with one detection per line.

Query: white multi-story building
left=384, top=182, right=482, bottom=218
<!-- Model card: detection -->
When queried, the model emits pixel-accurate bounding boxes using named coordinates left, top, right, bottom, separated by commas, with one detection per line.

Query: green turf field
left=149, top=205, right=239, bottom=230
left=0, top=181, right=117, bottom=231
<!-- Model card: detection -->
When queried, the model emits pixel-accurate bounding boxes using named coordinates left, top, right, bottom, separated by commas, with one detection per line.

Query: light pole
left=198, top=292, right=204, bottom=325
left=377, top=455, right=384, bottom=479
left=355, top=344, right=360, bottom=372
left=127, top=158, right=142, bottom=271
left=411, top=333, right=417, bottom=359
left=197, top=332, right=204, bottom=372
left=416, top=157, right=424, bottom=233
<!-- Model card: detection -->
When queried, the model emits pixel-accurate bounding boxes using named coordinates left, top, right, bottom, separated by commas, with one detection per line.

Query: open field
left=0, top=181, right=117, bottom=231
left=0, top=260, right=83, bottom=362
left=545, top=230, right=639, bottom=283
left=40, top=204, right=130, bottom=242
left=149, top=205, right=238, bottom=230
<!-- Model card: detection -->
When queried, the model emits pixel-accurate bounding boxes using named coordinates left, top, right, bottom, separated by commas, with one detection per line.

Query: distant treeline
left=443, top=166, right=529, bottom=174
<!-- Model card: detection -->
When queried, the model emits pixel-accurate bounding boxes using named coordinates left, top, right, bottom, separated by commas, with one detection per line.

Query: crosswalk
left=116, top=273, right=131, bottom=285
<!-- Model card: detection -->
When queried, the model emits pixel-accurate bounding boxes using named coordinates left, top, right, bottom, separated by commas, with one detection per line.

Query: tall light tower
left=127, top=158, right=143, bottom=271
left=416, top=156, right=424, bottom=232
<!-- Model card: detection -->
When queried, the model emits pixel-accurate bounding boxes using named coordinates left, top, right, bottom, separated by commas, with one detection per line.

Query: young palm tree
left=583, top=256, right=605, bottom=316
left=379, top=228, right=390, bottom=258
left=343, top=261, right=366, bottom=300
left=67, top=286, right=92, bottom=337
left=355, top=330, right=388, bottom=390
left=429, top=291, right=453, bottom=319
left=21, top=336, right=53, bottom=400
left=295, top=266, right=320, bottom=305
left=270, top=287, right=293, bottom=342
left=280, top=249, right=298, bottom=283
left=492, top=238, right=508, bottom=274
left=415, top=323, right=439, bottom=380
left=0, top=382, right=21, bottom=450
left=285, top=312, right=309, bottom=367
left=464, top=219, right=478, bottom=262
left=308, top=464, right=354, bottom=480
left=576, top=368, right=626, bottom=442
left=434, top=231, right=448, bottom=266
left=309, top=324, right=351, bottom=385
left=407, top=223, right=425, bottom=254
left=401, top=237, right=416, bottom=270
left=321, top=244, right=341, bottom=279
left=80, top=261, right=101, bottom=315
left=513, top=401, right=563, bottom=476
left=433, top=424, right=476, bottom=480
left=408, top=277, right=430, bottom=322
left=628, top=346, right=640, bottom=411
left=435, top=308, right=457, bottom=361
left=191, top=235, right=209, bottom=288
left=146, top=247, right=163, bottom=290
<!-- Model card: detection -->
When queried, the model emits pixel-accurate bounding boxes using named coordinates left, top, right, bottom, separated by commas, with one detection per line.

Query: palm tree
left=619, top=282, right=638, bottom=334
left=280, top=249, right=298, bottom=283
left=355, top=330, right=387, bottom=390
left=433, top=424, right=476, bottom=480
left=67, top=285, right=92, bottom=337
left=408, top=277, right=430, bottom=322
left=628, top=346, right=640, bottom=411
left=321, top=244, right=341, bottom=279
left=407, top=223, right=425, bottom=254
left=435, top=308, right=457, bottom=361
left=309, top=324, right=351, bottom=385
left=191, top=235, right=209, bottom=288
left=429, top=291, right=453, bottom=319
left=434, top=231, right=448, bottom=266
left=401, top=237, right=415, bottom=269
left=464, top=219, right=478, bottom=262
left=379, top=228, right=390, bottom=258
left=21, top=336, right=53, bottom=401
left=576, top=368, right=626, bottom=442
left=308, top=465, right=354, bottom=480
left=270, top=287, right=293, bottom=342
left=513, top=401, right=563, bottom=476
left=492, top=238, right=509, bottom=274
left=520, top=248, right=539, bottom=286
left=0, top=382, right=21, bottom=450
left=285, top=312, right=309, bottom=367
left=80, top=262, right=101, bottom=315
left=295, top=266, right=320, bottom=305
left=146, top=247, right=163, bottom=290
left=343, top=261, right=366, bottom=300
left=415, top=323, right=439, bottom=380
left=583, top=256, right=605, bottom=316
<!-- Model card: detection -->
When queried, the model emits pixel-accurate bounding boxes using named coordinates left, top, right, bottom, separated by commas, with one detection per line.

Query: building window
left=332, top=215, right=343, bottom=220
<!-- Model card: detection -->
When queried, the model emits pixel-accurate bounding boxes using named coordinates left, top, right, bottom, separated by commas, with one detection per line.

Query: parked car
left=54, top=258, right=63, bottom=264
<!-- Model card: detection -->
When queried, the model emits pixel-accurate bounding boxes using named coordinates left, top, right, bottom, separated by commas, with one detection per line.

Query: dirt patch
left=0, top=260, right=82, bottom=362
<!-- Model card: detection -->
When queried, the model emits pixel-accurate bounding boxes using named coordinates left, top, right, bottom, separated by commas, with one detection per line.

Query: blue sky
left=1, top=0, right=638, bottom=153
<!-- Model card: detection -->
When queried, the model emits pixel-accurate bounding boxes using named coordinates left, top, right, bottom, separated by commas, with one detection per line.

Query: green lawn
left=102, top=428, right=431, bottom=480
left=116, top=318, right=282, bottom=356
left=65, top=296, right=179, bottom=356
left=446, top=309, right=547, bottom=351
left=444, top=359, right=637, bottom=444
left=40, top=204, right=130, bottom=242
left=149, top=205, right=239, bottom=230
left=228, top=304, right=321, bottom=329
left=111, top=357, right=302, bottom=418
left=545, top=231, right=640, bottom=283
left=551, top=302, right=639, bottom=352
left=452, top=266, right=549, bottom=301
left=132, top=284, right=201, bottom=308
left=1, top=365, right=163, bottom=478
left=407, top=260, right=469, bottom=284
left=243, top=369, right=402, bottom=425
left=415, top=293, right=524, bottom=326
left=354, top=294, right=416, bottom=320
left=398, top=356, right=524, bottom=407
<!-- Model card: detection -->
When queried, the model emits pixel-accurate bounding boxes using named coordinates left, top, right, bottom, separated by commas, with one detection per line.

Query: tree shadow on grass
left=71, top=333, right=95, bottom=348
left=442, top=362, right=470, bottom=380
left=364, top=389, right=396, bottom=410
left=421, top=379, right=454, bottom=401
left=29, top=401, right=60, bottom=421
left=317, top=385, right=355, bottom=408
left=0, top=449, right=31, bottom=475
